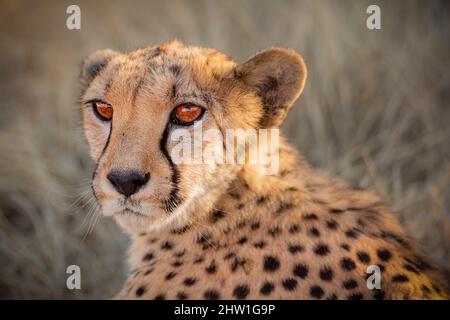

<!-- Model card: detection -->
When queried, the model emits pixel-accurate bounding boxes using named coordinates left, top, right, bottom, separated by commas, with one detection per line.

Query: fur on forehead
left=80, top=40, right=306, bottom=129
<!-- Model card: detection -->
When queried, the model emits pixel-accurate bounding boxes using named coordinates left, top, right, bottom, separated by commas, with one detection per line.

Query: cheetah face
left=80, top=40, right=306, bottom=234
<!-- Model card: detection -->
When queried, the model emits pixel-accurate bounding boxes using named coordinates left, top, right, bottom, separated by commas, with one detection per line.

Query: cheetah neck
left=127, top=138, right=315, bottom=268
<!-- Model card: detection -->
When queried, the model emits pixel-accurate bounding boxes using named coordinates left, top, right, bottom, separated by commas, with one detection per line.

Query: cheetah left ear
left=80, top=49, right=120, bottom=89
left=234, top=48, right=307, bottom=127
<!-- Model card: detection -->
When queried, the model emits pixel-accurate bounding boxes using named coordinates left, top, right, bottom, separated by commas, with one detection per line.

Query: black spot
left=357, top=251, right=371, bottom=263
left=319, top=266, right=333, bottom=281
left=238, top=237, right=248, bottom=245
left=263, top=256, right=280, bottom=272
left=340, top=258, right=356, bottom=271
left=343, top=279, right=358, bottom=290
left=329, top=208, right=344, bottom=214
left=373, top=290, right=385, bottom=300
left=142, top=252, right=154, bottom=261
left=161, top=241, right=173, bottom=250
left=154, top=293, right=165, bottom=300
left=172, top=260, right=183, bottom=268
left=327, top=293, right=338, bottom=300
left=144, top=268, right=154, bottom=275
left=345, top=229, right=359, bottom=239
left=165, top=271, right=177, bottom=281
left=275, top=202, right=294, bottom=214
left=171, top=226, right=189, bottom=235
left=237, top=220, right=247, bottom=229
left=193, top=256, right=204, bottom=264
left=204, top=289, right=220, bottom=300
left=326, top=220, right=338, bottom=230
left=224, top=252, right=236, bottom=260
left=236, top=203, right=244, bottom=210
left=135, top=285, right=146, bottom=297
left=177, top=292, right=188, bottom=300
left=293, top=264, right=309, bottom=279
left=230, top=257, right=248, bottom=273
left=205, top=261, right=217, bottom=274
left=341, top=244, right=351, bottom=251
left=310, top=285, right=324, bottom=299
left=260, top=282, right=275, bottom=295
left=250, top=222, right=260, bottom=230
left=377, top=249, right=392, bottom=262
left=230, top=258, right=239, bottom=272
left=197, top=234, right=211, bottom=245
left=174, top=250, right=185, bottom=258
left=288, top=244, right=305, bottom=254
left=254, top=241, right=267, bottom=249
left=183, top=277, right=197, bottom=286
left=303, top=213, right=318, bottom=220
left=233, top=285, right=250, bottom=299
left=348, top=293, right=363, bottom=300
left=392, top=274, right=409, bottom=283
left=282, top=278, right=298, bottom=291
left=211, top=209, right=226, bottom=222
left=256, top=196, right=267, bottom=204
left=314, top=244, right=330, bottom=256
left=289, top=224, right=300, bottom=234
left=309, top=227, right=320, bottom=237
left=268, top=227, right=282, bottom=237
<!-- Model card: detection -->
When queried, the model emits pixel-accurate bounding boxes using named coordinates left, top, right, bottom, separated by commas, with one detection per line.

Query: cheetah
left=80, top=40, right=449, bottom=300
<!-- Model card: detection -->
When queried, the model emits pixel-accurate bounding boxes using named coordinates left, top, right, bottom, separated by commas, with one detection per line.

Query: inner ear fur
left=80, top=49, right=119, bottom=88
left=234, top=48, right=307, bottom=127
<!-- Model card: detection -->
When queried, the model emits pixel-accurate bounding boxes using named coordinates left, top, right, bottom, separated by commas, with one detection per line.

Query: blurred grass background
left=0, top=0, right=449, bottom=299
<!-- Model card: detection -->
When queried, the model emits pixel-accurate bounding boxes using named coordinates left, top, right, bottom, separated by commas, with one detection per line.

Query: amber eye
left=171, top=103, right=204, bottom=125
left=92, top=101, right=113, bottom=121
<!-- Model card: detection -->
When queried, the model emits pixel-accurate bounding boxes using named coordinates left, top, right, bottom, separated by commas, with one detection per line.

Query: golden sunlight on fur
left=80, top=41, right=449, bottom=300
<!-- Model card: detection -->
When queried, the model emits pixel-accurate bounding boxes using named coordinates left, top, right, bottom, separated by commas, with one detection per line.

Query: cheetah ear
left=234, top=48, right=307, bottom=127
left=80, top=49, right=119, bottom=88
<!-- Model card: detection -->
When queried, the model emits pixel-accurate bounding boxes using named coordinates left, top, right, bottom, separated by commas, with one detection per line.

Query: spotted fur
left=80, top=41, right=449, bottom=300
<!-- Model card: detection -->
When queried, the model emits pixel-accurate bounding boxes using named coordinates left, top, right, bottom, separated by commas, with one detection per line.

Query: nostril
left=106, top=170, right=150, bottom=197
left=134, top=172, right=150, bottom=187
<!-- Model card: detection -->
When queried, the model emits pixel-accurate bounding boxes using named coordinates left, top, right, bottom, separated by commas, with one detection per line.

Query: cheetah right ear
left=80, top=49, right=119, bottom=88
left=234, top=48, right=307, bottom=128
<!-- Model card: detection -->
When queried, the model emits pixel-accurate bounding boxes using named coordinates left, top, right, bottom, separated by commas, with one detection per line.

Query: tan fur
left=81, top=41, right=449, bottom=300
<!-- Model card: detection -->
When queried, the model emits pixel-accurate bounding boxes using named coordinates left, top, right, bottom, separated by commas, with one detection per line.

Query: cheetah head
left=80, top=40, right=306, bottom=234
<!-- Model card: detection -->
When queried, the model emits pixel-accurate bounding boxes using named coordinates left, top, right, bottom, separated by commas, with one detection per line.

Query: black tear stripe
left=91, top=122, right=113, bottom=202
left=160, top=123, right=181, bottom=213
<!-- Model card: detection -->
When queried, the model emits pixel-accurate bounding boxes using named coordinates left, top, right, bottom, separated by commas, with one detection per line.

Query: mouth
left=113, top=199, right=150, bottom=218
left=121, top=207, right=148, bottom=217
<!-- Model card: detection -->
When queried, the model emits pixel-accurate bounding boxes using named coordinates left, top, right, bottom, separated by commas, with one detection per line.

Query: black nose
left=107, top=170, right=150, bottom=197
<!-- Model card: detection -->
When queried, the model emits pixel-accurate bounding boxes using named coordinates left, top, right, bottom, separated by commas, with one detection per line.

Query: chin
left=114, top=213, right=160, bottom=235
left=101, top=199, right=169, bottom=234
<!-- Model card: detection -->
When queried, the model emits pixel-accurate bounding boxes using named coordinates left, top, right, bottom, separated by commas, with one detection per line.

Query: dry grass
left=0, top=0, right=449, bottom=298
